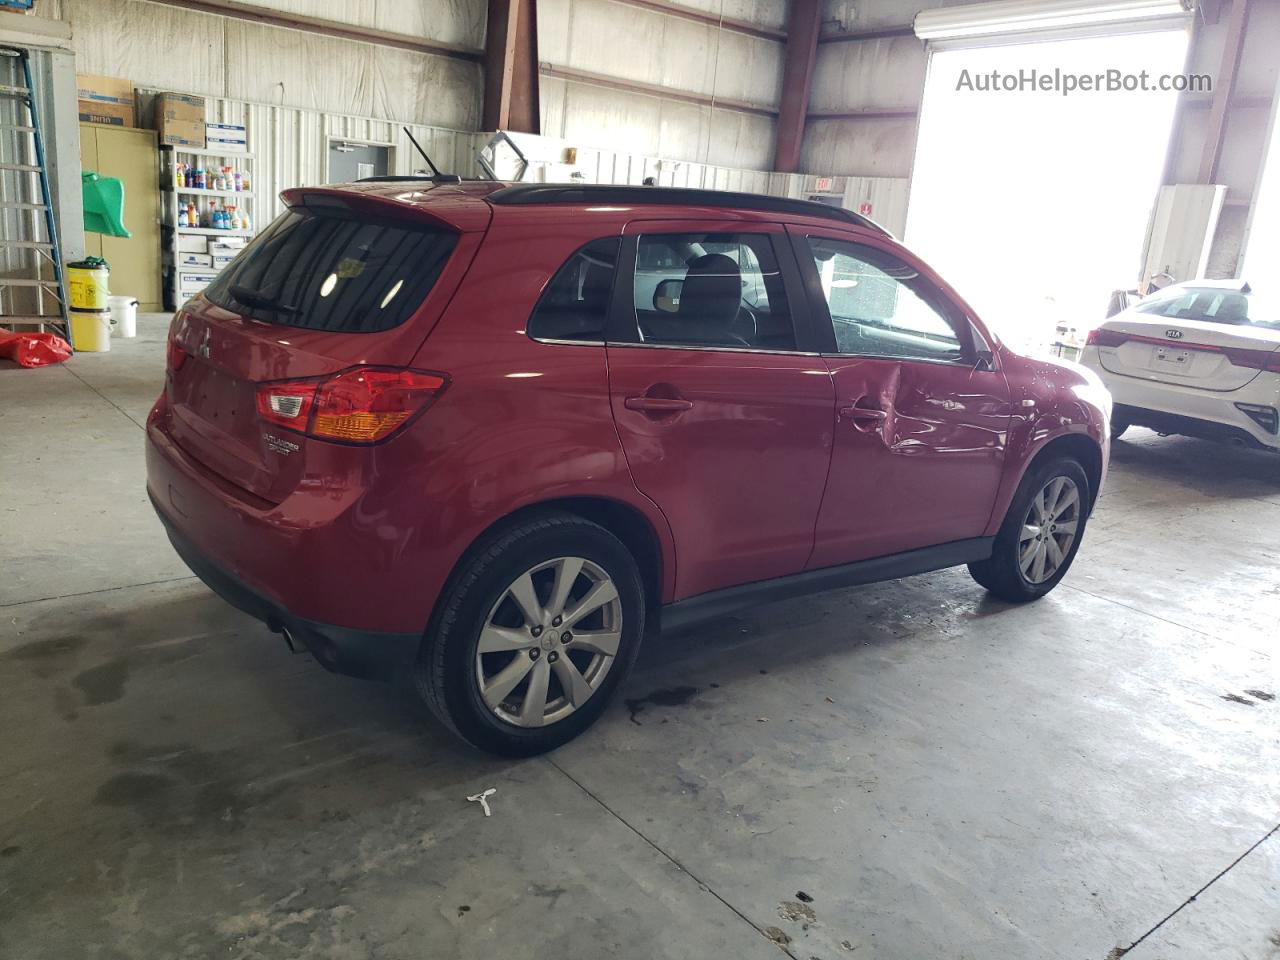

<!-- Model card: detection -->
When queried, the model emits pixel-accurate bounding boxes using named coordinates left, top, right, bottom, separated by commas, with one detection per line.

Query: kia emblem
left=1165, top=329, right=1184, bottom=339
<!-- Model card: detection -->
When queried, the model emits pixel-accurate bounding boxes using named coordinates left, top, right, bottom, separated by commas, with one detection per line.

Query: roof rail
left=485, top=184, right=892, bottom=236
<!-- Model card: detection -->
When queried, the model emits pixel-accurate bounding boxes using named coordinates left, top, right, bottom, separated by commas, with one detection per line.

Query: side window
left=527, top=237, right=620, bottom=342
left=631, top=232, right=797, bottom=351
left=805, top=237, right=967, bottom=363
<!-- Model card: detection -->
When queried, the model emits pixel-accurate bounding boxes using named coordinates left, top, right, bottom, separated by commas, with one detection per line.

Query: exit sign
left=814, top=177, right=833, bottom=192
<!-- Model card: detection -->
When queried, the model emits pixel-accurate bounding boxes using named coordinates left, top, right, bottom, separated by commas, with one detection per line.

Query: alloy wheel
left=474, top=557, right=623, bottom=727
left=1018, top=476, right=1080, bottom=584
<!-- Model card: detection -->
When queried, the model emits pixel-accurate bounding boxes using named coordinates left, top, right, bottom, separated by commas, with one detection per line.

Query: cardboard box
left=206, top=122, right=247, bottom=153
left=77, top=73, right=135, bottom=127
left=212, top=254, right=236, bottom=269
left=179, top=270, right=217, bottom=294
left=178, top=252, right=212, bottom=268
left=154, top=93, right=206, bottom=148
left=177, top=235, right=208, bottom=253
left=209, top=239, right=246, bottom=256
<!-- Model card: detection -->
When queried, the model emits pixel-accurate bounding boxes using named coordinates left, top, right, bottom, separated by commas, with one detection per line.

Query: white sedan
left=1081, top=280, right=1280, bottom=452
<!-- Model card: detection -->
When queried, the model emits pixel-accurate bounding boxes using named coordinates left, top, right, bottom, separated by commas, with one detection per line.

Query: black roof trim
left=485, top=184, right=892, bottom=236
left=356, top=174, right=463, bottom=184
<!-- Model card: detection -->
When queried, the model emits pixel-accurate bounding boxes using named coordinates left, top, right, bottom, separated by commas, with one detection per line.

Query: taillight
left=166, top=334, right=187, bottom=372
left=1222, top=347, right=1280, bottom=372
left=254, top=367, right=447, bottom=444
left=1086, top=328, right=1126, bottom=347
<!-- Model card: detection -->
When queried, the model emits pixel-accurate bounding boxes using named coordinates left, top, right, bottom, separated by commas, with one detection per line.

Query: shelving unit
left=159, top=144, right=257, bottom=309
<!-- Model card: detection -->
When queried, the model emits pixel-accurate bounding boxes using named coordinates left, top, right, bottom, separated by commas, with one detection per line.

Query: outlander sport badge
left=1165, top=329, right=1184, bottom=339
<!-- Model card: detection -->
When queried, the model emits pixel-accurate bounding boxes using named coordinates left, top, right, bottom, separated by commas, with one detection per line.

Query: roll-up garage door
left=914, top=0, right=1192, bottom=43
left=903, top=0, right=1193, bottom=353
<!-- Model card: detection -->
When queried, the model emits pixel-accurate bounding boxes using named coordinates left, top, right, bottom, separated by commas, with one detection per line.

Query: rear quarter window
left=204, top=207, right=457, bottom=333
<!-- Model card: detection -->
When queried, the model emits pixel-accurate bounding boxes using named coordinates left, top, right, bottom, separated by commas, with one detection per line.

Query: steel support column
left=484, top=0, right=540, bottom=133
left=773, top=0, right=822, bottom=173
left=1198, top=0, right=1251, bottom=183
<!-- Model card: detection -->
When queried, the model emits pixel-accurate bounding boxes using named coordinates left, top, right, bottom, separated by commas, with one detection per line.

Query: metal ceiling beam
left=817, top=25, right=917, bottom=44
left=141, top=0, right=483, bottom=62
left=1197, top=0, right=1251, bottom=183
left=607, top=0, right=787, bottom=41
left=773, top=0, right=822, bottom=172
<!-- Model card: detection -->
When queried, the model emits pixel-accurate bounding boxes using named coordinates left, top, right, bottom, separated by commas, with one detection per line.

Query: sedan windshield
left=1133, top=286, right=1278, bottom=330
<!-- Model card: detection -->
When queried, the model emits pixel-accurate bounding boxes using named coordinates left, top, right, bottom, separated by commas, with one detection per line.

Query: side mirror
left=654, top=278, right=682, bottom=313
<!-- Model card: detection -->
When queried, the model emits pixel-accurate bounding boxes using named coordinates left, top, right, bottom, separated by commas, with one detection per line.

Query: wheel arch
left=429, top=495, right=670, bottom=638
left=1025, top=432, right=1104, bottom=512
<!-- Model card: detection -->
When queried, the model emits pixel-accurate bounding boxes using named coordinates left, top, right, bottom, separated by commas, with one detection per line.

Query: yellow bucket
left=68, top=259, right=111, bottom=311
left=71, top=308, right=113, bottom=352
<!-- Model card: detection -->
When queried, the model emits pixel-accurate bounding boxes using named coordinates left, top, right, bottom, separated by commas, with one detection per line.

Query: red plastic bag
left=0, top=329, right=73, bottom=368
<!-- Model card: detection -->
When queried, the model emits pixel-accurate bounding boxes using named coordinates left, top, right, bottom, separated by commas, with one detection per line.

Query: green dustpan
left=82, top=171, right=131, bottom=238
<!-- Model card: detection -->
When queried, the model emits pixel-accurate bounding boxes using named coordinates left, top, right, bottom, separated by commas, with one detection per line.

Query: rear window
left=1134, top=287, right=1279, bottom=331
left=204, top=206, right=457, bottom=332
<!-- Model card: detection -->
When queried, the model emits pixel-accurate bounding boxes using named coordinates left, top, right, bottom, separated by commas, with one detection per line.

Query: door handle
left=625, top=396, right=693, bottom=414
left=839, top=404, right=887, bottom=423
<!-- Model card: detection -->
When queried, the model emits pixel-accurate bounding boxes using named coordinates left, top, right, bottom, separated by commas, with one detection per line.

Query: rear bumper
left=152, top=491, right=420, bottom=683
left=1111, top=403, right=1278, bottom=451
left=1083, top=347, right=1280, bottom=451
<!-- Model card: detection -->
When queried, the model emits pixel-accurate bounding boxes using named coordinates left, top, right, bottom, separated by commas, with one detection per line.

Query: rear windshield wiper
left=230, top=284, right=300, bottom=315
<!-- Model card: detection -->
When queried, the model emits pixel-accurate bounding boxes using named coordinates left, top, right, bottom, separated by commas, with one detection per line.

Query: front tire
left=417, top=512, right=645, bottom=756
left=1110, top=414, right=1130, bottom=440
left=968, top=457, right=1090, bottom=602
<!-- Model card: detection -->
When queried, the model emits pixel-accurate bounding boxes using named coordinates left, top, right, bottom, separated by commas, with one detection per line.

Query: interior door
left=80, top=124, right=163, bottom=310
left=790, top=228, right=1012, bottom=568
left=606, top=219, right=834, bottom=600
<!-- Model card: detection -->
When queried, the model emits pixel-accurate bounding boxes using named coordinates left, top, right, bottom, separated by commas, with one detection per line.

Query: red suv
left=147, top=181, right=1110, bottom=754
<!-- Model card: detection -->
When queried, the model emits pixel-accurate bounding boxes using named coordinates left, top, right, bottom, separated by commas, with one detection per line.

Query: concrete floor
left=2, top=314, right=1278, bottom=959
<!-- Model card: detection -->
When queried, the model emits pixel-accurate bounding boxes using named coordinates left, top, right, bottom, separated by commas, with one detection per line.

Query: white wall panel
left=223, top=0, right=486, bottom=48
left=46, top=0, right=479, bottom=132
left=548, top=0, right=781, bottom=106
left=810, top=36, right=926, bottom=113
left=671, top=0, right=787, bottom=30
left=222, top=20, right=479, bottom=129
left=59, top=0, right=227, bottom=98
left=801, top=116, right=919, bottom=177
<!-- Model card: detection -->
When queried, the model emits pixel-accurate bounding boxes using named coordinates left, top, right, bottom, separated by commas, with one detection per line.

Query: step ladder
left=0, top=46, right=70, bottom=343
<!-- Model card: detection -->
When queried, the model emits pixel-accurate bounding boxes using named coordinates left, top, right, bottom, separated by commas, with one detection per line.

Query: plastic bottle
left=177, top=204, right=189, bottom=228
left=233, top=171, right=243, bottom=193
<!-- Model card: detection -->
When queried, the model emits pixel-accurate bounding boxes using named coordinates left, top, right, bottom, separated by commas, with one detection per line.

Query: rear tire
left=416, top=512, right=645, bottom=756
left=1110, top=414, right=1130, bottom=440
left=968, top=457, right=1090, bottom=603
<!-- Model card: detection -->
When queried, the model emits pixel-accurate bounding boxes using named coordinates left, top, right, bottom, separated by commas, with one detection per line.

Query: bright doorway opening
left=905, top=28, right=1190, bottom=353
left=1242, top=114, right=1280, bottom=281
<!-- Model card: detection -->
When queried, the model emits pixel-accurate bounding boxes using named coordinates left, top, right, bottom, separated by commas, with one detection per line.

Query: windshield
left=205, top=206, right=457, bottom=333
left=1133, top=286, right=1278, bottom=330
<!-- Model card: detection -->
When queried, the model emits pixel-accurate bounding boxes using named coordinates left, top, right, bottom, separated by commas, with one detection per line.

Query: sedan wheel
left=476, top=557, right=623, bottom=728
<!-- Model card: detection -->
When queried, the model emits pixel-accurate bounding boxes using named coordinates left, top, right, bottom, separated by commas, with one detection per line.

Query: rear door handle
left=625, top=397, right=693, bottom=414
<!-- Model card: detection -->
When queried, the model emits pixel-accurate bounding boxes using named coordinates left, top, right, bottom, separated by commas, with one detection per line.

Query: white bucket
left=108, top=296, right=138, bottom=338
